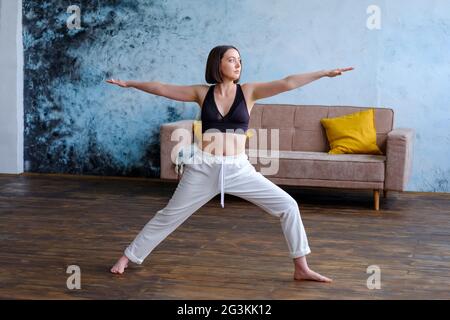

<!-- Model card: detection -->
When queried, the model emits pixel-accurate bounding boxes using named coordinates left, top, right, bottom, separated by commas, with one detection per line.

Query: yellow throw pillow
left=192, top=120, right=254, bottom=140
left=193, top=120, right=203, bottom=141
left=245, top=129, right=254, bottom=138
left=320, top=109, right=383, bottom=155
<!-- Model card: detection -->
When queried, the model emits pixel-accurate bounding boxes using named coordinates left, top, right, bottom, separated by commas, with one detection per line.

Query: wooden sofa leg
left=373, top=189, right=380, bottom=211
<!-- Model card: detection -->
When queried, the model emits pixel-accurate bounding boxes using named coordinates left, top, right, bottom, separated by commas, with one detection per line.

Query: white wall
left=0, top=0, right=23, bottom=173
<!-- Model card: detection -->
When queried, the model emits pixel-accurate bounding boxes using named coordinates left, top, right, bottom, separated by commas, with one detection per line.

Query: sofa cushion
left=247, top=149, right=386, bottom=182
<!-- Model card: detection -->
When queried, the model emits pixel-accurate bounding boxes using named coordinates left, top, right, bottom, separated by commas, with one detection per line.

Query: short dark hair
left=205, top=45, right=242, bottom=84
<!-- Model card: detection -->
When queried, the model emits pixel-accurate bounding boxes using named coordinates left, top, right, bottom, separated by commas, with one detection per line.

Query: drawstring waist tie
left=190, top=143, right=248, bottom=208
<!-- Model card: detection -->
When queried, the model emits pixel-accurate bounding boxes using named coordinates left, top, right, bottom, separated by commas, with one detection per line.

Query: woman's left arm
left=285, top=67, right=354, bottom=90
left=249, top=67, right=354, bottom=101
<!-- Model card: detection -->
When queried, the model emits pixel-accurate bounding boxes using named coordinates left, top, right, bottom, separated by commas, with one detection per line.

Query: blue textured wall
left=23, top=0, right=450, bottom=191
left=377, top=0, right=450, bottom=192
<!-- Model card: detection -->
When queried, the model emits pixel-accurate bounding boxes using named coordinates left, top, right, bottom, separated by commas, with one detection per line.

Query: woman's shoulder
left=239, top=83, right=254, bottom=104
left=196, top=85, right=213, bottom=109
left=240, top=82, right=252, bottom=95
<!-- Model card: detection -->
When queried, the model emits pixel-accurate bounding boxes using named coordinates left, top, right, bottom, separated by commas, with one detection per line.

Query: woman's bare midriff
left=196, top=132, right=247, bottom=156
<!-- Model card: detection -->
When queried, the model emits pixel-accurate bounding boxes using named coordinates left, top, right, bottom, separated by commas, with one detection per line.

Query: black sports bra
left=201, top=84, right=250, bottom=134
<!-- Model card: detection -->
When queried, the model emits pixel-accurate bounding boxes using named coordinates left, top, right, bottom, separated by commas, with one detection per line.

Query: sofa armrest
left=160, top=119, right=194, bottom=180
left=384, top=128, right=415, bottom=191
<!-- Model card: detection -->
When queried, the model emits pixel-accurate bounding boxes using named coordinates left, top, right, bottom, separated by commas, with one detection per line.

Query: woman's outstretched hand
left=105, top=78, right=130, bottom=88
left=323, top=67, right=354, bottom=77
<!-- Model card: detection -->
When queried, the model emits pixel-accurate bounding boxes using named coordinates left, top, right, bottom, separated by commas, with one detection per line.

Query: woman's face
left=220, top=49, right=241, bottom=81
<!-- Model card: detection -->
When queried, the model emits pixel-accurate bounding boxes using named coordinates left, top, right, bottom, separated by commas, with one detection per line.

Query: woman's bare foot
left=294, top=268, right=333, bottom=282
left=110, top=255, right=129, bottom=274
left=293, top=255, right=332, bottom=283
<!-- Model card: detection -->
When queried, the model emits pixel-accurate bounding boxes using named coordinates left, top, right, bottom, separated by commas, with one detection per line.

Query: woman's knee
left=268, top=193, right=299, bottom=218
left=281, top=195, right=300, bottom=216
left=282, top=192, right=299, bottom=209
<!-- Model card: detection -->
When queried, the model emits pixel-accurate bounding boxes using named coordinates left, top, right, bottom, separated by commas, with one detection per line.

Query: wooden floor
left=0, top=173, right=449, bottom=300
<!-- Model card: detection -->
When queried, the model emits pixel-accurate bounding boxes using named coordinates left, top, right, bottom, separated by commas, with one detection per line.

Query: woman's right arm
left=106, top=79, right=203, bottom=103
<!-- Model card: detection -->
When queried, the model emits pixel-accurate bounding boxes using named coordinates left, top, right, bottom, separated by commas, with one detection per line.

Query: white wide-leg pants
left=124, top=144, right=311, bottom=264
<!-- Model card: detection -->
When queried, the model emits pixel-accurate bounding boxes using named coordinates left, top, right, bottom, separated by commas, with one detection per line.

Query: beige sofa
left=160, top=104, right=415, bottom=211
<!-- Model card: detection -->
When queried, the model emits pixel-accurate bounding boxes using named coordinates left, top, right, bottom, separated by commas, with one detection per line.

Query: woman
left=106, top=45, right=353, bottom=282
